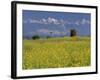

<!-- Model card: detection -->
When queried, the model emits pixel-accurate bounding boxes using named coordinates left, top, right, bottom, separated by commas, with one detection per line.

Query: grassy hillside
left=22, top=37, right=90, bottom=69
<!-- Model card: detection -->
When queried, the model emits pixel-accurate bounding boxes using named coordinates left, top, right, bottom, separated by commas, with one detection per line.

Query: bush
left=70, top=29, right=77, bottom=37
left=32, top=35, right=40, bottom=40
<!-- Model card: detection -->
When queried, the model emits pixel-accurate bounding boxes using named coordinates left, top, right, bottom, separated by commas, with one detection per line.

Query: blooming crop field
left=22, top=37, right=90, bottom=70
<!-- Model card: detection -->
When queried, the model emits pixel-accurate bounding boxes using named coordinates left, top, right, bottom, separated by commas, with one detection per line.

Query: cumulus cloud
left=47, top=17, right=60, bottom=25
left=81, top=19, right=90, bottom=25
left=24, top=17, right=90, bottom=26
left=28, top=17, right=61, bottom=25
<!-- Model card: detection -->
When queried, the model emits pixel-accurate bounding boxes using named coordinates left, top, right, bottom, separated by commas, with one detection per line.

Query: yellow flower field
left=22, top=37, right=90, bottom=69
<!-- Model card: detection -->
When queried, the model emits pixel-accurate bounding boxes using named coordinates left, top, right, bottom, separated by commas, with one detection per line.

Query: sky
left=23, top=10, right=91, bottom=38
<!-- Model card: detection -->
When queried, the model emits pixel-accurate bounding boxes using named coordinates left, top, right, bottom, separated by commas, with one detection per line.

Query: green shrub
left=32, top=35, right=40, bottom=40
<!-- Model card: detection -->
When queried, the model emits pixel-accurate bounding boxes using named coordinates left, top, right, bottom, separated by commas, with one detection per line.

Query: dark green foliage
left=70, top=29, right=77, bottom=37
left=32, top=35, right=40, bottom=40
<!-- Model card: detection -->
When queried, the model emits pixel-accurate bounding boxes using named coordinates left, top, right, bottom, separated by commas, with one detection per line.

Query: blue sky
left=23, top=10, right=91, bottom=38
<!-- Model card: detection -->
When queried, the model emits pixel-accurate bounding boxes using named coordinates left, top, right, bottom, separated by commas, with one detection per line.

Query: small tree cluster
left=70, top=29, right=77, bottom=37
left=32, top=35, right=40, bottom=40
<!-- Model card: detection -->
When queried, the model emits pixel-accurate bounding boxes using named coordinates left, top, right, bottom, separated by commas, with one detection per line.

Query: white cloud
left=60, top=19, right=66, bottom=26
left=41, top=18, right=48, bottom=24
left=81, top=19, right=90, bottom=25
left=28, top=17, right=61, bottom=25
left=24, top=17, right=90, bottom=26
left=37, top=29, right=50, bottom=34
left=53, top=30, right=61, bottom=35
left=29, top=19, right=42, bottom=24
left=75, top=21, right=80, bottom=25
left=47, top=17, right=60, bottom=25
left=37, top=29, right=65, bottom=35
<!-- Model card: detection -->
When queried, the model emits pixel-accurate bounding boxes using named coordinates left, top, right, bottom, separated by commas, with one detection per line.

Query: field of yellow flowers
left=22, top=37, right=90, bottom=70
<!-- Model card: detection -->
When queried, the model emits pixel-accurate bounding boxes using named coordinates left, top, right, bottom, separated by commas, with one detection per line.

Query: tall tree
left=70, top=29, right=77, bottom=37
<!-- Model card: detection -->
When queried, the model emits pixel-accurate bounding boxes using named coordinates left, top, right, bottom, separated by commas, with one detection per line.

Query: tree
left=70, top=29, right=77, bottom=37
left=32, top=35, right=40, bottom=40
